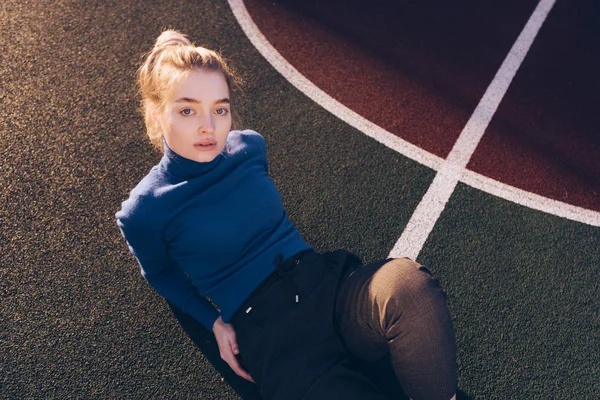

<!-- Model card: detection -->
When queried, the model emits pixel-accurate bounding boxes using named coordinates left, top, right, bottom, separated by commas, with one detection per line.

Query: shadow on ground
left=169, top=303, right=472, bottom=400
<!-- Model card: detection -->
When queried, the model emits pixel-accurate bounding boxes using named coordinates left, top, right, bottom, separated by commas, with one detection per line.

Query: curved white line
left=227, top=0, right=444, bottom=173
left=460, top=171, right=600, bottom=225
left=228, top=0, right=600, bottom=228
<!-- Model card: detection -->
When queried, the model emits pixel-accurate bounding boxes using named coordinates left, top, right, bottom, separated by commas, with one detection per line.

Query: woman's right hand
left=212, top=316, right=255, bottom=383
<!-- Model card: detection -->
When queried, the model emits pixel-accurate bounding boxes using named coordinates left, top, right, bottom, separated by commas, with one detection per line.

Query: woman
left=116, top=29, right=457, bottom=400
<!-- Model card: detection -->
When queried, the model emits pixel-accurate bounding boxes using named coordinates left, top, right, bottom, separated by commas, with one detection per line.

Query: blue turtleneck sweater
left=116, top=130, right=313, bottom=330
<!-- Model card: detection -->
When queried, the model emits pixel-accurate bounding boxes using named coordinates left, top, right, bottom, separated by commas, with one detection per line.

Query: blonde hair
left=137, top=29, right=243, bottom=150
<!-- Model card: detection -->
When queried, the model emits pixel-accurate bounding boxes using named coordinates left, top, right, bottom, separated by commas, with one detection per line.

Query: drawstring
left=244, top=253, right=303, bottom=315
left=274, top=253, right=300, bottom=305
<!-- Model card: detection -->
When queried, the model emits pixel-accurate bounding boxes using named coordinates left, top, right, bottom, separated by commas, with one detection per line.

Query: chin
left=194, top=153, right=218, bottom=163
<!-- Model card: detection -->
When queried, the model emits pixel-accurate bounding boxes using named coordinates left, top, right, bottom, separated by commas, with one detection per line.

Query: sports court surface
left=2, top=0, right=599, bottom=399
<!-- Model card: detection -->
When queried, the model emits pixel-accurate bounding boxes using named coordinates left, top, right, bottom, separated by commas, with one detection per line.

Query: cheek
left=168, top=116, right=193, bottom=134
left=218, top=115, right=233, bottom=129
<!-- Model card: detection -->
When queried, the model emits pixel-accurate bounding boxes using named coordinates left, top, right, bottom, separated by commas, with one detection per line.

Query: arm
left=117, top=221, right=254, bottom=382
left=116, top=218, right=219, bottom=331
left=137, top=255, right=220, bottom=331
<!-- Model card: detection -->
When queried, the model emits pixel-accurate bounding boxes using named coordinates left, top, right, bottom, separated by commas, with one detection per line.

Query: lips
left=195, top=139, right=216, bottom=145
left=194, top=140, right=217, bottom=151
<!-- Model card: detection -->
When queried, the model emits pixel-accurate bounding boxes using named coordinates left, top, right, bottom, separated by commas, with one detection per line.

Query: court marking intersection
left=391, top=0, right=557, bottom=259
left=228, top=0, right=599, bottom=259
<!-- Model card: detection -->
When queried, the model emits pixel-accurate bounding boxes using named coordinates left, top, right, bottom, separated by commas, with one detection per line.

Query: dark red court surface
left=468, top=0, right=600, bottom=211
left=244, top=0, right=600, bottom=211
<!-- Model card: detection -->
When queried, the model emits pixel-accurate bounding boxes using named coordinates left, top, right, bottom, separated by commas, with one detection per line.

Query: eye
left=215, top=108, right=229, bottom=116
left=180, top=108, right=194, bottom=116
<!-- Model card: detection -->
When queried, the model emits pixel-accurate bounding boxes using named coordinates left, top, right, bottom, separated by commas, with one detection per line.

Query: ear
left=150, top=103, right=163, bottom=129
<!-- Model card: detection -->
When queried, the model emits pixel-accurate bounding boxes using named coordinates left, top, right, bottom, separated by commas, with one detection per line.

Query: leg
left=335, top=258, right=457, bottom=400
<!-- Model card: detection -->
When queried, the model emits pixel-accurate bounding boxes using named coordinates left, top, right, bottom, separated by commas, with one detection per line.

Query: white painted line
left=460, top=171, right=600, bottom=227
left=391, top=170, right=461, bottom=260
left=390, top=0, right=558, bottom=258
left=228, top=0, right=600, bottom=234
left=446, top=0, right=557, bottom=168
left=227, top=0, right=445, bottom=174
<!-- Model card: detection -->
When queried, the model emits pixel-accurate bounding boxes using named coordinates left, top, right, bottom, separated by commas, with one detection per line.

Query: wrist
left=212, top=315, right=222, bottom=331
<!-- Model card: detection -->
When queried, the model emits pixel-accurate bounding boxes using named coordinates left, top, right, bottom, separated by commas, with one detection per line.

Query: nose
left=198, top=113, right=215, bottom=134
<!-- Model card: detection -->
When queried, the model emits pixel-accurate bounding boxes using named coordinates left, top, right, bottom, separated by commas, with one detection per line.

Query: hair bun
left=154, top=29, right=192, bottom=49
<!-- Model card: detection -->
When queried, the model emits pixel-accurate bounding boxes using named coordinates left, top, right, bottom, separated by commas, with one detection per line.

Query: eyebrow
left=174, top=97, right=230, bottom=104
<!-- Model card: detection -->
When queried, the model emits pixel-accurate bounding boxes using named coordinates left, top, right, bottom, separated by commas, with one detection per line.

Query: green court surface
left=1, top=0, right=599, bottom=399
left=419, top=184, right=600, bottom=398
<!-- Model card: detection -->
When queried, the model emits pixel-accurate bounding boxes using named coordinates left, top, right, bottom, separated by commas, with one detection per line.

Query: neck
left=160, top=138, right=222, bottom=179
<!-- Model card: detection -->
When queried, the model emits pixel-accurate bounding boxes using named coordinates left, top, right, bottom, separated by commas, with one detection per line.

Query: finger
left=228, top=332, right=239, bottom=355
left=226, top=353, right=254, bottom=382
left=230, top=342, right=239, bottom=355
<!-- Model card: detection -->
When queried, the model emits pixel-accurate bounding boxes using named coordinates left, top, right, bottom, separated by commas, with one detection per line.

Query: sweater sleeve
left=116, top=218, right=220, bottom=331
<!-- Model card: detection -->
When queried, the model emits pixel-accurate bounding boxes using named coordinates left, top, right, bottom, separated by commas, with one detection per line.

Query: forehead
left=168, top=68, right=229, bottom=101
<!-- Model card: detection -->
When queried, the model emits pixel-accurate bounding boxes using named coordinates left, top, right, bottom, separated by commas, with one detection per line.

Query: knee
left=369, top=258, right=446, bottom=322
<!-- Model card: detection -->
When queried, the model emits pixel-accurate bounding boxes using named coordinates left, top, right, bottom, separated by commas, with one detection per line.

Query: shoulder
left=231, top=129, right=265, bottom=141
left=226, top=129, right=267, bottom=155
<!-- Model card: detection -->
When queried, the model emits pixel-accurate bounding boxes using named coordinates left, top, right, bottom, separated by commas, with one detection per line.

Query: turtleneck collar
left=159, top=138, right=223, bottom=179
